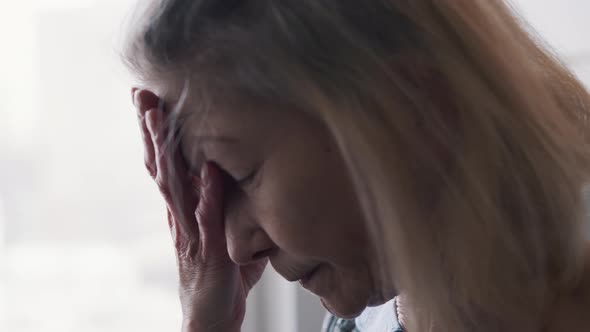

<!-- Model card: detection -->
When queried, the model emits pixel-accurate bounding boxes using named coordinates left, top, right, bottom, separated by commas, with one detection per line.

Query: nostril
left=252, top=248, right=275, bottom=261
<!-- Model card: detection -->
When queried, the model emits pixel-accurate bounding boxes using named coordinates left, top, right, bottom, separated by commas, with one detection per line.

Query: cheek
left=251, top=161, right=368, bottom=260
left=253, top=185, right=325, bottom=254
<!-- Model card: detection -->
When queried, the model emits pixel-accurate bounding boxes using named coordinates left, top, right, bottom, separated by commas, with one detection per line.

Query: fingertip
left=197, top=162, right=224, bottom=218
left=198, top=164, right=225, bottom=233
left=201, top=162, right=222, bottom=190
left=194, top=162, right=226, bottom=260
left=134, top=89, right=160, bottom=115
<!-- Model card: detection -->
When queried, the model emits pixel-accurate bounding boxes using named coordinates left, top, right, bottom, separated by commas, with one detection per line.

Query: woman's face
left=170, top=91, right=385, bottom=318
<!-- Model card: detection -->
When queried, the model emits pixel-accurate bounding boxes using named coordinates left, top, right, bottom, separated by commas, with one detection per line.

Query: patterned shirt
left=322, top=297, right=404, bottom=332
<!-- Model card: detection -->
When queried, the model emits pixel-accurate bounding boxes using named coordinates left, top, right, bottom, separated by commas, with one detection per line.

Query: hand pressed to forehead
left=132, top=85, right=230, bottom=248
left=132, top=88, right=162, bottom=178
left=131, top=86, right=268, bottom=330
left=132, top=87, right=198, bottom=233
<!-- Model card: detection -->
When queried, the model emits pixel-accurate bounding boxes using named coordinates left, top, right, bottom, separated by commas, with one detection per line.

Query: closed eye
left=236, top=169, right=258, bottom=187
left=215, top=164, right=259, bottom=193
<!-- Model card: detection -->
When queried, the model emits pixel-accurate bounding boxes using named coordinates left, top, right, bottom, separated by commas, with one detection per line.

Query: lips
left=269, top=257, right=322, bottom=284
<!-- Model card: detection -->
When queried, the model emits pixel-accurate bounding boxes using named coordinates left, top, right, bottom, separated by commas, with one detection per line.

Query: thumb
left=195, top=161, right=228, bottom=262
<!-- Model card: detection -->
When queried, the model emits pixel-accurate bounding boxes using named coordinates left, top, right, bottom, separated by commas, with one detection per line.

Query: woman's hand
left=132, top=89, right=267, bottom=332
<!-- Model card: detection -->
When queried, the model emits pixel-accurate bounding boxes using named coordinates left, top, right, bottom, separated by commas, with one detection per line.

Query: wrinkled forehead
left=154, top=74, right=300, bottom=124
left=143, top=78, right=234, bottom=124
left=153, top=82, right=281, bottom=141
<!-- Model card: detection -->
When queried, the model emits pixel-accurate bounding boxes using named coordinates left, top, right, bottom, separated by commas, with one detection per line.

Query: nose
left=225, top=221, right=276, bottom=265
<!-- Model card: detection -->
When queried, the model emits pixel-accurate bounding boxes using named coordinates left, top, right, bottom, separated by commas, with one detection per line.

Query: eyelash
left=199, top=160, right=260, bottom=191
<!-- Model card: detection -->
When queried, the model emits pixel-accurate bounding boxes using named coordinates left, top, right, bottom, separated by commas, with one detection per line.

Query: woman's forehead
left=148, top=76, right=308, bottom=140
left=176, top=93, right=277, bottom=137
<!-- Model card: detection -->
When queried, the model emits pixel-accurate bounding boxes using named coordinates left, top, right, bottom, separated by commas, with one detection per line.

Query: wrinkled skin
left=132, top=88, right=392, bottom=331
left=133, top=89, right=266, bottom=331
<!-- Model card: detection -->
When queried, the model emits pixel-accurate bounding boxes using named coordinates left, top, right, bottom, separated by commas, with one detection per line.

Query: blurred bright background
left=0, top=1, right=589, bottom=331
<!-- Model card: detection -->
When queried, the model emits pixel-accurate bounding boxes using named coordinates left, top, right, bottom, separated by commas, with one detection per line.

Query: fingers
left=133, top=89, right=159, bottom=177
left=133, top=88, right=160, bottom=115
left=241, top=259, right=269, bottom=292
left=133, top=88, right=228, bottom=266
left=150, top=113, right=199, bottom=238
left=196, top=162, right=227, bottom=261
left=133, top=88, right=200, bottom=247
left=145, top=109, right=169, bottom=180
left=141, top=110, right=157, bottom=177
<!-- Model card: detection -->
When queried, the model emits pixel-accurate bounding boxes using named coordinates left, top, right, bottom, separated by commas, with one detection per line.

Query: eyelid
left=237, top=163, right=262, bottom=189
left=237, top=169, right=257, bottom=186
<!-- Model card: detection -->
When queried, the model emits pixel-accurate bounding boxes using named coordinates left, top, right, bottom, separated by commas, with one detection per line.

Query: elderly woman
left=125, top=1, right=590, bottom=331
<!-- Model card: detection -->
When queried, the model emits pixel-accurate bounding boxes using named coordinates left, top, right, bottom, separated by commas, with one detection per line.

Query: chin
left=320, top=296, right=367, bottom=320
left=367, top=289, right=397, bottom=307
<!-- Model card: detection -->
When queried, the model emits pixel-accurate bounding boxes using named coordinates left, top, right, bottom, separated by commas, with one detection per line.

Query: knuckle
left=176, top=239, right=200, bottom=262
left=154, top=128, right=168, bottom=146
left=156, top=152, right=167, bottom=167
left=154, top=172, right=166, bottom=186
left=195, top=202, right=207, bottom=222
left=156, top=178, right=172, bottom=199
left=144, top=161, right=156, bottom=178
left=185, top=241, right=200, bottom=259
